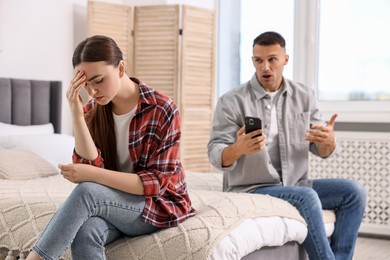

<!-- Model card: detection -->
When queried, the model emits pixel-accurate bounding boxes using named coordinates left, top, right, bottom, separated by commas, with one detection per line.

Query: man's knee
left=345, top=179, right=367, bottom=208
left=282, top=187, right=322, bottom=209
left=300, top=187, right=322, bottom=207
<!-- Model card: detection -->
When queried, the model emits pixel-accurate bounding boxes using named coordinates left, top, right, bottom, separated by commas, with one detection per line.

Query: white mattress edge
left=209, top=216, right=335, bottom=260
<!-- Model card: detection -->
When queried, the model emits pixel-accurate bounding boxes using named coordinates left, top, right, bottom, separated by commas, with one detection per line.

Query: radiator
left=309, top=131, right=390, bottom=237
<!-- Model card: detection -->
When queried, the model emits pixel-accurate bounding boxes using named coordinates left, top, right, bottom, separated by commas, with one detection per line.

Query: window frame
left=294, top=0, right=390, bottom=123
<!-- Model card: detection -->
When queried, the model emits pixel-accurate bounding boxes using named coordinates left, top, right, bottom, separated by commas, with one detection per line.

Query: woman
left=27, top=35, right=196, bottom=260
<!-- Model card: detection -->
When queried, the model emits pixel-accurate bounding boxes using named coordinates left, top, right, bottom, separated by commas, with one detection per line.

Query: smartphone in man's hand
left=245, top=116, right=262, bottom=138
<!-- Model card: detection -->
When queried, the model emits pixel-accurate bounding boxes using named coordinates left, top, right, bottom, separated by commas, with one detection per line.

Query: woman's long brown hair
left=72, top=35, right=123, bottom=171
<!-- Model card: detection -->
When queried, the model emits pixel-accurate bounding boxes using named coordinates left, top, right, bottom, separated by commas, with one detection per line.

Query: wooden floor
left=353, top=236, right=390, bottom=260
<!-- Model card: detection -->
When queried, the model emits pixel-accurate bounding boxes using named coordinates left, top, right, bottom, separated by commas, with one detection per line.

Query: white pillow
left=0, top=149, right=58, bottom=180
left=0, top=122, right=54, bottom=136
left=0, top=134, right=75, bottom=167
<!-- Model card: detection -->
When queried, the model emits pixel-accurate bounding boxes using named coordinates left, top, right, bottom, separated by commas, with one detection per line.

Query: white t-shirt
left=113, top=106, right=137, bottom=173
left=266, top=89, right=283, bottom=175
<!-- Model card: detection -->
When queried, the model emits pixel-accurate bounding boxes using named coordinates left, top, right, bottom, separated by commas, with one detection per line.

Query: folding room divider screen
left=88, top=1, right=216, bottom=172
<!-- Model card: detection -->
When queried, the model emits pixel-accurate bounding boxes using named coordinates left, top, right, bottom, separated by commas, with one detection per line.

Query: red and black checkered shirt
left=72, top=77, right=196, bottom=227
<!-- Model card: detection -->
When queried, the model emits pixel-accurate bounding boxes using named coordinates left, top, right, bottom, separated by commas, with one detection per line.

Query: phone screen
left=245, top=116, right=262, bottom=137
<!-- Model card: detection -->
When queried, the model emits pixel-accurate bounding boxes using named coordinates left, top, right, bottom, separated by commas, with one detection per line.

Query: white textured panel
left=310, top=131, right=390, bottom=236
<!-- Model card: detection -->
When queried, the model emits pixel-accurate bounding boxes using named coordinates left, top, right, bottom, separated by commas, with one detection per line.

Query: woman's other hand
left=58, top=163, right=95, bottom=184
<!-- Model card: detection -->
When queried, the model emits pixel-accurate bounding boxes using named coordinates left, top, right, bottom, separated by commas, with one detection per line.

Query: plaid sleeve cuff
left=138, top=170, right=161, bottom=197
left=72, top=148, right=104, bottom=168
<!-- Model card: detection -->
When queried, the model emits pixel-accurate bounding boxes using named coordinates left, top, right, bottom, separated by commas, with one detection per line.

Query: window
left=318, top=0, right=390, bottom=101
left=234, top=0, right=390, bottom=122
left=240, top=0, right=294, bottom=83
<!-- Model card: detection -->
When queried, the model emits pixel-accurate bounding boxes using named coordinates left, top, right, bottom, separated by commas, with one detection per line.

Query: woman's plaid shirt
left=73, top=77, right=196, bottom=228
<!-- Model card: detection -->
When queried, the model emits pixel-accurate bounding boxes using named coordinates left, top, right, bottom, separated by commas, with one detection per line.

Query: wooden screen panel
left=87, top=0, right=133, bottom=75
left=180, top=108, right=214, bottom=172
left=180, top=5, right=215, bottom=172
left=133, top=5, right=179, bottom=104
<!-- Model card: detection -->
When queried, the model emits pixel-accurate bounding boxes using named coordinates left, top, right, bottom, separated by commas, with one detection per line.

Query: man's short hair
left=253, top=31, right=286, bottom=48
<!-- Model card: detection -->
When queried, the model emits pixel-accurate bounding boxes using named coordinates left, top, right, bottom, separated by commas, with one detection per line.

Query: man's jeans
left=253, top=179, right=366, bottom=260
left=33, top=182, right=160, bottom=260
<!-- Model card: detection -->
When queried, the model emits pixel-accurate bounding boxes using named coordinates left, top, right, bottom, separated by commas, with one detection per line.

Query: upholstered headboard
left=0, top=78, right=62, bottom=133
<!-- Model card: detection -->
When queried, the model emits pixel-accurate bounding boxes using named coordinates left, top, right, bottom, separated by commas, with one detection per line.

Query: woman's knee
left=72, top=182, right=104, bottom=198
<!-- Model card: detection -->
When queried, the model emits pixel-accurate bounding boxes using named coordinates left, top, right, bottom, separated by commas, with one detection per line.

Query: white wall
left=0, top=0, right=3, bottom=51
left=217, top=0, right=240, bottom=97
left=0, top=0, right=215, bottom=134
left=0, top=0, right=87, bottom=134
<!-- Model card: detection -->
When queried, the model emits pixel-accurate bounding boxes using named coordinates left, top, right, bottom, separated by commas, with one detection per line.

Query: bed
left=0, top=77, right=335, bottom=260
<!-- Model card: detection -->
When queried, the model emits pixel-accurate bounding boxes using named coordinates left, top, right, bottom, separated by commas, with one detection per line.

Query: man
left=208, top=31, right=366, bottom=260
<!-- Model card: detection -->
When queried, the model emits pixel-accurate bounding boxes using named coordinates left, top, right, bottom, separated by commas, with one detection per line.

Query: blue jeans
left=33, top=182, right=160, bottom=260
left=253, top=179, right=366, bottom=260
